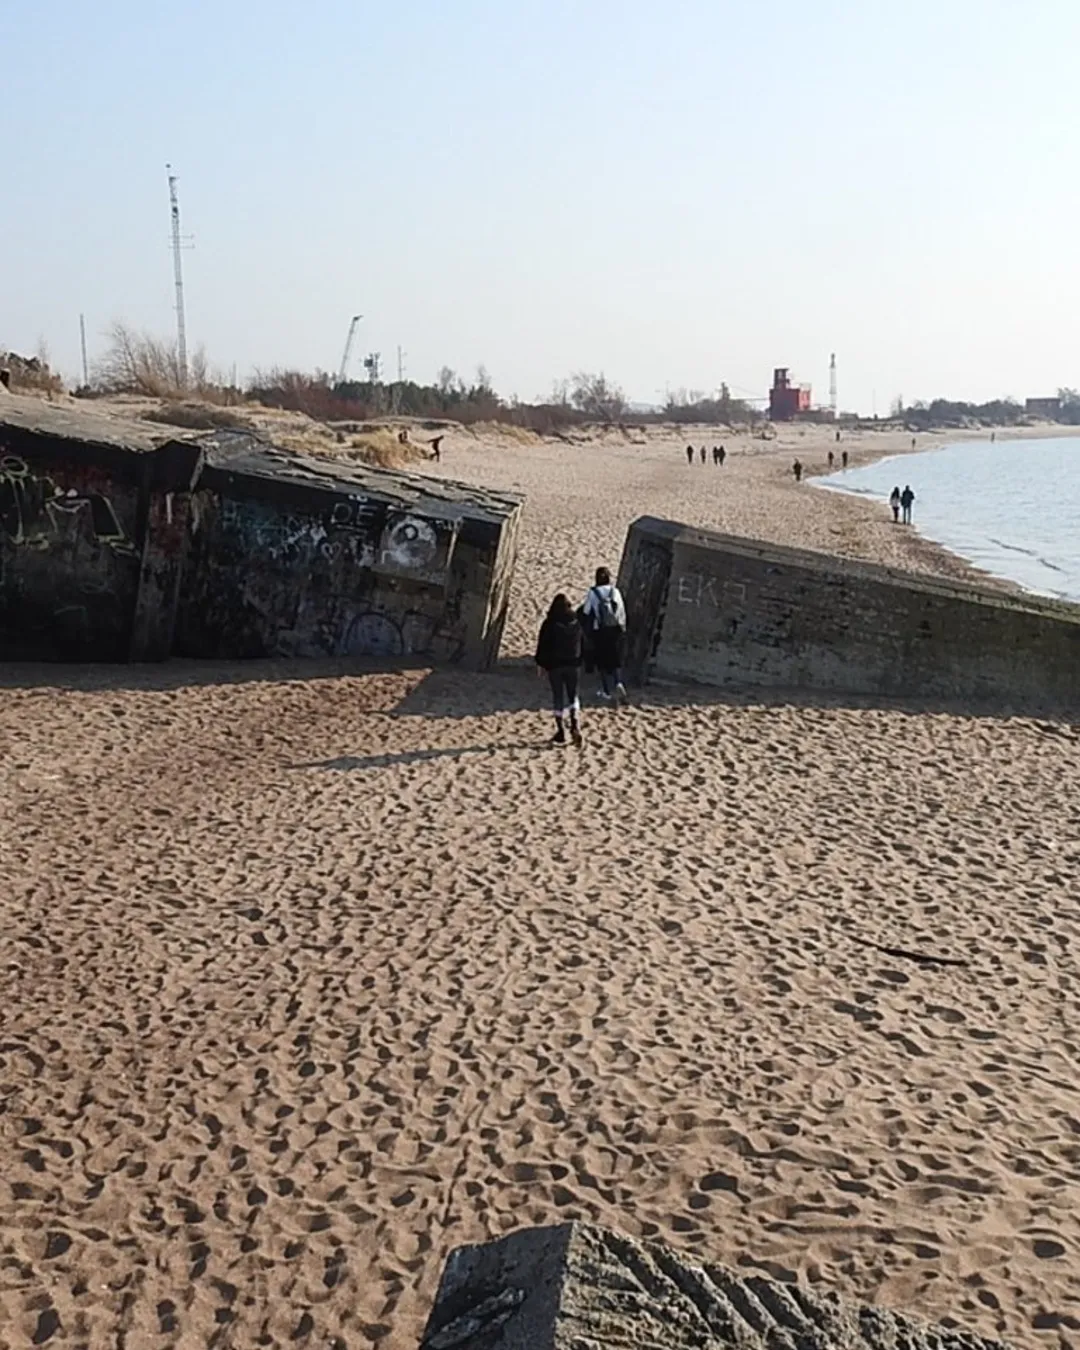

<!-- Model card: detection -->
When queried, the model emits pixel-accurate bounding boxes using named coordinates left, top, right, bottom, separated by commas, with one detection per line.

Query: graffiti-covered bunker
left=0, top=399, right=202, bottom=661
left=179, top=432, right=521, bottom=665
left=0, top=397, right=522, bottom=667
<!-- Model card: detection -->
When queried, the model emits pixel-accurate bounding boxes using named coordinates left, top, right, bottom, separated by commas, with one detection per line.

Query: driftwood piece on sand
left=420, top=1222, right=1010, bottom=1350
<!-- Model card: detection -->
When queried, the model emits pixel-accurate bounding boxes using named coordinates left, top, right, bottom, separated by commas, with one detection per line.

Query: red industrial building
left=769, top=368, right=812, bottom=421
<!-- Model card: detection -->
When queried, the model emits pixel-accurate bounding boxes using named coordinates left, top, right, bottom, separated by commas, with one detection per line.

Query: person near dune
left=685, top=444, right=694, bottom=465
left=535, top=593, right=584, bottom=747
left=889, top=486, right=901, bottom=522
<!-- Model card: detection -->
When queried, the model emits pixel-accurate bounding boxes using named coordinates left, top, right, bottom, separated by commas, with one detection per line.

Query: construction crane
left=337, top=314, right=362, bottom=385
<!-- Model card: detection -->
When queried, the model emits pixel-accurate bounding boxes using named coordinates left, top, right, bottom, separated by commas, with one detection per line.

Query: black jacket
left=535, top=614, right=583, bottom=670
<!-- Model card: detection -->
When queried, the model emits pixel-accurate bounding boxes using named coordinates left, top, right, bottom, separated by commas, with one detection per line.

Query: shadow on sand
left=288, top=740, right=544, bottom=772
left=0, top=655, right=1075, bottom=730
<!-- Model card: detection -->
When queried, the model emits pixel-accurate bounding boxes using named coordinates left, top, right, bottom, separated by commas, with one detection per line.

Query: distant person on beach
left=911, top=437, right=917, bottom=450
left=686, top=444, right=694, bottom=465
left=901, top=485, right=915, bottom=524
left=718, top=444, right=726, bottom=466
left=889, top=486, right=901, bottom=522
left=827, top=449, right=834, bottom=469
left=836, top=430, right=841, bottom=443
left=792, top=459, right=803, bottom=483
left=700, top=445, right=706, bottom=464
left=841, top=449, right=849, bottom=469
left=582, top=567, right=627, bottom=707
left=429, top=436, right=444, bottom=462
left=535, top=593, right=583, bottom=747
left=712, top=445, right=720, bottom=465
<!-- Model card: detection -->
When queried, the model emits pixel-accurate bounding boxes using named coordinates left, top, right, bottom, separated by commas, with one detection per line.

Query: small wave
left=988, top=537, right=1038, bottom=558
left=988, top=538, right=1067, bottom=574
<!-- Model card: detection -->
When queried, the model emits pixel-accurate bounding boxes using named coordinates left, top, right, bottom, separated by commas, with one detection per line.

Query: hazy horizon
left=6, top=0, right=1079, bottom=412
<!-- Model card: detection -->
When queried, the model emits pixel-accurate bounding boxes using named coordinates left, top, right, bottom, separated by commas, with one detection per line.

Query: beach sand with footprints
left=2, top=421, right=1078, bottom=1348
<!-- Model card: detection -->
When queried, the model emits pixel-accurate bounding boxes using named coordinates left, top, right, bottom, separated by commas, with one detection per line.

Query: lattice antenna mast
left=167, top=164, right=189, bottom=388
left=829, top=352, right=837, bottom=420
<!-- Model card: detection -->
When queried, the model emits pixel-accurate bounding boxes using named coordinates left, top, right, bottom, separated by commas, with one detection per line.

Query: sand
left=1, top=421, right=1079, bottom=1349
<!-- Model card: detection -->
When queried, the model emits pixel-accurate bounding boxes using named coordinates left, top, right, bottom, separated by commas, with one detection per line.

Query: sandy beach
left=2, top=419, right=1079, bottom=1348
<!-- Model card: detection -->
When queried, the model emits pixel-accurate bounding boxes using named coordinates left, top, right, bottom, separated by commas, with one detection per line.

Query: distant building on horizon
left=769, top=368, right=812, bottom=421
left=1025, top=396, right=1061, bottom=420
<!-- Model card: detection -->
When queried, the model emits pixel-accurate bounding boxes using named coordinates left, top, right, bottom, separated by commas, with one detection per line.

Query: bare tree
left=569, top=371, right=626, bottom=421
left=94, top=321, right=215, bottom=397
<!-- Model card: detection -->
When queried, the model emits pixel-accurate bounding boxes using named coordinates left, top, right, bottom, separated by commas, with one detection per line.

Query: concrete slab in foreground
left=420, top=1223, right=1009, bottom=1350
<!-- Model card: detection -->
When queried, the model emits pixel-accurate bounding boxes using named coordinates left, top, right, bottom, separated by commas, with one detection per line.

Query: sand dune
left=1, top=424, right=1078, bottom=1348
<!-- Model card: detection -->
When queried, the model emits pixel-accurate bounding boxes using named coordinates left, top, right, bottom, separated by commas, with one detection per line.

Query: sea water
left=817, top=436, right=1080, bottom=602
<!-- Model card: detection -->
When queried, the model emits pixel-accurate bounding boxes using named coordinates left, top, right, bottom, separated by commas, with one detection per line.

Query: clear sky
left=5, top=0, right=1079, bottom=411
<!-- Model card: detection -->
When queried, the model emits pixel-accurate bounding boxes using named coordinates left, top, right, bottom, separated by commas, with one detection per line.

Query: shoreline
left=422, top=418, right=1079, bottom=658
left=804, top=426, right=1080, bottom=603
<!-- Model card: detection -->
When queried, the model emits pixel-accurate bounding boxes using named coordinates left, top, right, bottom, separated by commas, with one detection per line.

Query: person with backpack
left=535, top=593, right=584, bottom=746
left=582, top=566, right=627, bottom=706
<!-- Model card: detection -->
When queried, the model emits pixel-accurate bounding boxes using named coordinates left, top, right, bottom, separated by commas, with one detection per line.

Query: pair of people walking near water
left=889, top=485, right=916, bottom=524
left=535, top=568, right=627, bottom=746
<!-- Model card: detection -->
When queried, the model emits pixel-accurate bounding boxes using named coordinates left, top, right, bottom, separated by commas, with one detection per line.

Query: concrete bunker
left=176, top=432, right=521, bottom=666
left=617, top=515, right=1080, bottom=708
left=0, top=399, right=202, bottom=661
left=0, top=396, right=521, bottom=669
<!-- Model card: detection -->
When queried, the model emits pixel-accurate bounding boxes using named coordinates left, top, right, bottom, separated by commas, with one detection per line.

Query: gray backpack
left=592, top=587, right=621, bottom=630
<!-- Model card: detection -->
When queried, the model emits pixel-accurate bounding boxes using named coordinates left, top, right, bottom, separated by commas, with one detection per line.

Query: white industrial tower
left=829, top=353, right=837, bottom=421
left=166, top=164, right=189, bottom=388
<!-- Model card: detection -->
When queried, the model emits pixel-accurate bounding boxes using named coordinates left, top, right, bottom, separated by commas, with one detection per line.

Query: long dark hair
left=547, top=592, right=573, bottom=622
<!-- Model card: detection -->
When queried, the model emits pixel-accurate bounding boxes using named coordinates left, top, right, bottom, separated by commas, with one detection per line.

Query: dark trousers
left=548, top=666, right=580, bottom=719
left=593, top=629, right=625, bottom=695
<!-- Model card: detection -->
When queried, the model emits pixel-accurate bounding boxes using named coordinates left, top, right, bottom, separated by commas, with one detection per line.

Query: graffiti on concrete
left=341, top=608, right=465, bottom=662
left=218, top=496, right=382, bottom=567
left=375, top=512, right=455, bottom=581
left=214, top=498, right=457, bottom=581
left=381, top=516, right=437, bottom=569
left=0, top=455, right=136, bottom=556
left=675, top=572, right=745, bottom=607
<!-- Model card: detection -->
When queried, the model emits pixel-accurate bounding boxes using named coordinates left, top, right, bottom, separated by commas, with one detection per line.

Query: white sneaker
left=615, top=683, right=627, bottom=707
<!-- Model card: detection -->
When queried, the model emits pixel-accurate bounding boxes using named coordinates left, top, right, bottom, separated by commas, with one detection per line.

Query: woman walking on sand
left=889, top=486, right=901, bottom=522
left=535, top=594, right=584, bottom=747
